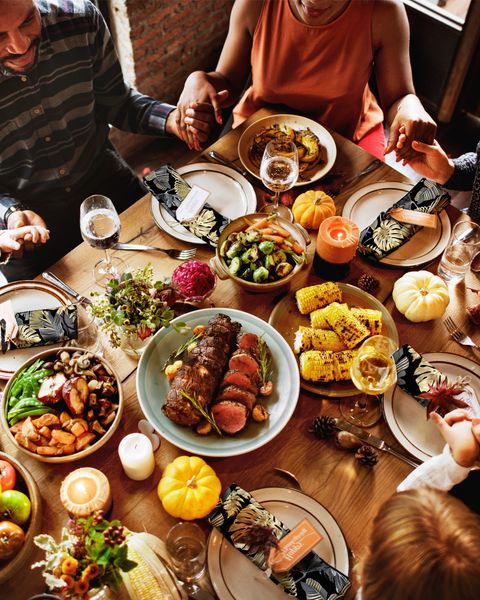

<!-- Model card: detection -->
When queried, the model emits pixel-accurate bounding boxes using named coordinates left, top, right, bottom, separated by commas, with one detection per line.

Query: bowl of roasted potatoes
left=1, top=347, right=123, bottom=463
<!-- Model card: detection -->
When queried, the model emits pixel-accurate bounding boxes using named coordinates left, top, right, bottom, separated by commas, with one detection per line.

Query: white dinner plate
left=136, top=308, right=300, bottom=458
left=383, top=352, right=480, bottom=462
left=238, top=114, right=337, bottom=186
left=208, top=487, right=349, bottom=600
left=150, top=163, right=257, bottom=244
left=342, top=182, right=451, bottom=267
left=0, top=280, right=72, bottom=379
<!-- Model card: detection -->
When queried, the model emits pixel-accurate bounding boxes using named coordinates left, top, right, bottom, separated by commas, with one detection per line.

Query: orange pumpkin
left=292, top=190, right=336, bottom=230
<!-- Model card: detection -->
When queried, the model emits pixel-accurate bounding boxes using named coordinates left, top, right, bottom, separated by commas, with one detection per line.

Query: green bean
left=25, top=359, right=44, bottom=375
left=8, top=395, right=22, bottom=408
left=9, top=407, right=51, bottom=426
left=8, top=397, right=45, bottom=416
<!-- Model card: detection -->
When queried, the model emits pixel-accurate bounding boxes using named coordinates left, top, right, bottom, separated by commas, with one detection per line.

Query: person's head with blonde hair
left=359, top=487, right=480, bottom=600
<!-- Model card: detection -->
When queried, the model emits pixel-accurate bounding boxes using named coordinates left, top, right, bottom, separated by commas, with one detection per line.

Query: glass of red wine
left=80, top=195, right=123, bottom=285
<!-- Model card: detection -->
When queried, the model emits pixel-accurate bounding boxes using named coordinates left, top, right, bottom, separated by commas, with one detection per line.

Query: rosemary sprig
left=180, top=390, right=223, bottom=436
left=162, top=330, right=202, bottom=370
left=258, top=337, right=272, bottom=386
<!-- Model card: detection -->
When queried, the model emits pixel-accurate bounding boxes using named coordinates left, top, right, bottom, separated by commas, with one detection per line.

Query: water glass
left=70, top=304, right=102, bottom=354
left=437, top=221, right=480, bottom=284
left=166, top=522, right=206, bottom=583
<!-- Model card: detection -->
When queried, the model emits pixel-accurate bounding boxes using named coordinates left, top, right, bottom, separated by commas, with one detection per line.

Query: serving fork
left=113, top=242, right=196, bottom=260
left=444, top=316, right=479, bottom=350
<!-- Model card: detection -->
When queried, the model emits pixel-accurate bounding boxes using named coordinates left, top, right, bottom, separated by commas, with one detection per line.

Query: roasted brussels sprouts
left=253, top=266, right=269, bottom=282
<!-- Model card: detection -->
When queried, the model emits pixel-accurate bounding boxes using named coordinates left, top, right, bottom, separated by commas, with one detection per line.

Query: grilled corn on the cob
left=350, top=308, right=383, bottom=335
left=294, top=326, right=346, bottom=353
left=295, top=282, right=342, bottom=315
left=324, top=302, right=369, bottom=349
left=299, top=349, right=357, bottom=382
left=310, top=303, right=348, bottom=329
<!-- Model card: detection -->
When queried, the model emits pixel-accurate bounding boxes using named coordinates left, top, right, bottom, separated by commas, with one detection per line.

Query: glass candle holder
left=314, top=216, right=360, bottom=280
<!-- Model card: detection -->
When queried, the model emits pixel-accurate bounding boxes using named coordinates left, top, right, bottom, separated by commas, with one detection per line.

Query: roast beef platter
left=162, top=313, right=274, bottom=436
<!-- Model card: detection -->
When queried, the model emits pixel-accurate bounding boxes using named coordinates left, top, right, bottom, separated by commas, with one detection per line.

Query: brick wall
left=109, top=0, right=234, bottom=155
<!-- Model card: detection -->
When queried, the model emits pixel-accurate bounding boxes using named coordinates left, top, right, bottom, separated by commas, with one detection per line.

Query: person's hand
left=175, top=71, right=229, bottom=149
left=385, top=101, right=436, bottom=160
left=430, top=409, right=480, bottom=468
left=0, top=225, right=49, bottom=253
left=6, top=210, right=48, bottom=256
left=400, top=132, right=455, bottom=184
left=167, top=101, right=219, bottom=151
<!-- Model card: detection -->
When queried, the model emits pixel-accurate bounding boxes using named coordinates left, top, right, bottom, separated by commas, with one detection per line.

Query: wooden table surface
left=2, top=108, right=479, bottom=599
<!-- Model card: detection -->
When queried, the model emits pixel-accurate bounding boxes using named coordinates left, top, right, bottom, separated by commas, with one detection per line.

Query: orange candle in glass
left=317, top=216, right=360, bottom=264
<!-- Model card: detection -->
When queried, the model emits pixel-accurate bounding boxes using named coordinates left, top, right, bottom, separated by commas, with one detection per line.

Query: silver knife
left=333, top=417, right=421, bottom=468
left=208, top=151, right=249, bottom=178
left=42, top=271, right=92, bottom=306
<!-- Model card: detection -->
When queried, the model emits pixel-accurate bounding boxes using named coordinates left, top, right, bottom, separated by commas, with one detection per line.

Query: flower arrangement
left=89, top=264, right=182, bottom=348
left=32, top=512, right=136, bottom=599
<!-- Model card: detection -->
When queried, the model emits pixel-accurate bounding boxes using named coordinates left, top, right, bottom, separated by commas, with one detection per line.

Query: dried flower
left=90, top=264, right=184, bottom=348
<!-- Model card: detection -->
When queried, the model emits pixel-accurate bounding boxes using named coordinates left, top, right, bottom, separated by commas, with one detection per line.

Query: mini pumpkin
left=292, top=190, right=336, bottom=230
left=157, top=455, right=221, bottom=520
left=392, top=270, right=450, bottom=322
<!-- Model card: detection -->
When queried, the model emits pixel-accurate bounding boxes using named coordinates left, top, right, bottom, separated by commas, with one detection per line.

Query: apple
left=0, top=490, right=31, bottom=526
left=0, top=460, right=16, bottom=491
left=38, top=372, right=67, bottom=404
left=0, top=521, right=25, bottom=561
left=62, top=376, right=89, bottom=415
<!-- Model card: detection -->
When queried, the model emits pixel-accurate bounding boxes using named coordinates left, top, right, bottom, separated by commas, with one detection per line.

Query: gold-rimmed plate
left=238, top=114, right=336, bottom=186
left=268, top=283, right=398, bottom=397
left=0, top=280, right=72, bottom=379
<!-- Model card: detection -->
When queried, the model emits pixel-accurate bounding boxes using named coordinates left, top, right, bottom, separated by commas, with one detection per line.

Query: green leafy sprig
left=258, top=337, right=272, bottom=386
left=162, top=330, right=203, bottom=370
left=180, top=390, right=222, bottom=436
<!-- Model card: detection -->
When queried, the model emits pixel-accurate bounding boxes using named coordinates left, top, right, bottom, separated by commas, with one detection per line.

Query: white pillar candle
left=118, top=433, right=155, bottom=480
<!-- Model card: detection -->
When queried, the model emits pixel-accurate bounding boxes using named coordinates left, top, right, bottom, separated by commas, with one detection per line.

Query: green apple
left=0, top=489, right=31, bottom=525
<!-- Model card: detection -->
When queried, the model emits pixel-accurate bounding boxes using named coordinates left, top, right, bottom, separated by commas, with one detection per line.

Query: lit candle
left=314, top=216, right=360, bottom=280
left=60, top=468, right=112, bottom=517
left=118, top=433, right=155, bottom=480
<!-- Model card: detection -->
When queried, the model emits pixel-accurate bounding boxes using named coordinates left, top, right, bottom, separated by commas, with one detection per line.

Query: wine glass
left=259, top=139, right=299, bottom=221
left=80, top=195, right=124, bottom=285
left=340, top=335, right=397, bottom=427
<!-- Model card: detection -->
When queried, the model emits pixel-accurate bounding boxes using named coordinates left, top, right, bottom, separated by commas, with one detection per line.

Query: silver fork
left=444, top=316, right=479, bottom=349
left=113, top=242, right=196, bottom=260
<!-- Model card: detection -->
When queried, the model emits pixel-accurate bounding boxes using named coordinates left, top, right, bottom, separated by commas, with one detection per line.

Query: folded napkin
left=358, top=179, right=450, bottom=261
left=142, top=165, right=229, bottom=247
left=0, top=305, right=77, bottom=354
left=208, top=484, right=350, bottom=599
left=393, top=344, right=480, bottom=417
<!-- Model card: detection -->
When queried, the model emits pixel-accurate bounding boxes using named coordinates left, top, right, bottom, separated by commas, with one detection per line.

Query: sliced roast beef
left=228, top=350, right=259, bottom=375
left=211, top=401, right=248, bottom=434
left=220, top=370, right=259, bottom=395
left=237, top=332, right=260, bottom=356
left=215, top=385, right=256, bottom=411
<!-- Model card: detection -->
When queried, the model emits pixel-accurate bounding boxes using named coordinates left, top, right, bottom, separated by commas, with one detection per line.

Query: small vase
left=116, top=328, right=152, bottom=358
left=88, top=586, right=113, bottom=600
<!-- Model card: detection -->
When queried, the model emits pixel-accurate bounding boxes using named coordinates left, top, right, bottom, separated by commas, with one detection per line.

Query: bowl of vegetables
left=0, top=451, right=42, bottom=584
left=0, top=347, right=123, bottom=463
left=211, top=213, right=310, bottom=293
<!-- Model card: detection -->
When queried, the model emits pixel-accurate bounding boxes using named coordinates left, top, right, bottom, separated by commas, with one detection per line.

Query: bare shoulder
left=372, top=0, right=409, bottom=46
left=231, top=0, right=264, bottom=36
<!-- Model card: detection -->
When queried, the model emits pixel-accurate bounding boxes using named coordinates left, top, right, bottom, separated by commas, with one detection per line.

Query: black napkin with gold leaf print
left=0, top=305, right=77, bottom=354
left=142, top=165, right=230, bottom=247
left=208, top=484, right=350, bottom=599
left=358, top=179, right=450, bottom=261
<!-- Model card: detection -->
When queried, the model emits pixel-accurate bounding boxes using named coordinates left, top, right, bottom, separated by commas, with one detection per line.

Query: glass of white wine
left=259, top=139, right=299, bottom=221
left=340, top=335, right=397, bottom=427
left=80, top=195, right=124, bottom=285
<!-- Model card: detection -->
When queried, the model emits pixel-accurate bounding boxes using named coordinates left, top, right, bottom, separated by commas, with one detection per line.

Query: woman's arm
left=372, top=0, right=436, bottom=158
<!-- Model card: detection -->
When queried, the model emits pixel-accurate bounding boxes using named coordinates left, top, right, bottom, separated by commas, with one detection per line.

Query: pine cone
left=357, top=274, right=379, bottom=295
left=355, top=445, right=379, bottom=466
left=311, top=415, right=336, bottom=440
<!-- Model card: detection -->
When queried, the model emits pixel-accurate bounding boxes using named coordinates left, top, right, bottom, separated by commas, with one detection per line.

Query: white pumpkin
left=392, top=270, right=450, bottom=322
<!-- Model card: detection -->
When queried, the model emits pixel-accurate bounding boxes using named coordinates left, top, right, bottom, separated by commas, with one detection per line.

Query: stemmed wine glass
left=340, top=335, right=397, bottom=427
left=80, top=195, right=124, bottom=285
left=259, top=139, right=299, bottom=221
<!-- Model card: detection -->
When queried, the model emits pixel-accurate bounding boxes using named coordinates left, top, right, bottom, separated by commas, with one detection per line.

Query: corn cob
left=332, top=349, right=357, bottom=381
left=295, top=282, right=342, bottom=315
left=299, top=350, right=335, bottom=382
left=324, top=302, right=369, bottom=349
left=294, top=326, right=346, bottom=353
left=350, top=308, right=383, bottom=335
left=310, top=303, right=348, bottom=329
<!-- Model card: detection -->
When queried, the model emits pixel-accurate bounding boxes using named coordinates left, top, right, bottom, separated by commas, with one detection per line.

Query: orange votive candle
left=316, top=216, right=360, bottom=264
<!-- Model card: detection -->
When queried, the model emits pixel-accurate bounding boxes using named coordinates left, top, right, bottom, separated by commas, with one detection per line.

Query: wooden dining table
left=2, top=107, right=479, bottom=599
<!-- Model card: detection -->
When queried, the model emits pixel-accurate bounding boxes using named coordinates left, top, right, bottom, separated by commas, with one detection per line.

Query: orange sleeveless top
left=233, top=0, right=384, bottom=142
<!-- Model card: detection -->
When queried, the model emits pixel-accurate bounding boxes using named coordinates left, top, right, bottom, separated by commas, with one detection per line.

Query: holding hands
left=0, top=224, right=50, bottom=257
left=430, top=409, right=480, bottom=468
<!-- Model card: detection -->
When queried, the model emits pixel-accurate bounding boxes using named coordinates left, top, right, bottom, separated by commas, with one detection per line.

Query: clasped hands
left=431, top=409, right=480, bottom=469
